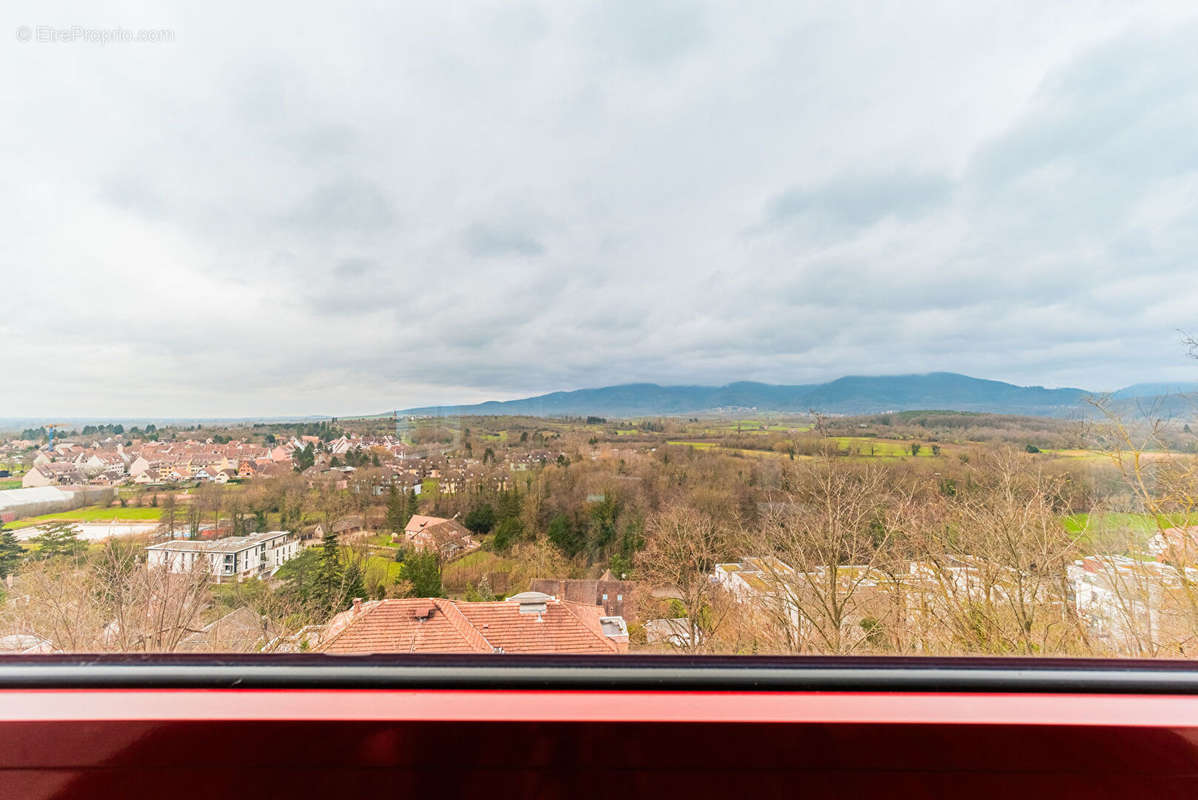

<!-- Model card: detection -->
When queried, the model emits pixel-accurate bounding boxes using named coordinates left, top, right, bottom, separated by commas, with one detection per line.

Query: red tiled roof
left=316, top=597, right=624, bottom=655
left=456, top=599, right=620, bottom=654
left=404, top=514, right=451, bottom=534
left=319, top=599, right=493, bottom=654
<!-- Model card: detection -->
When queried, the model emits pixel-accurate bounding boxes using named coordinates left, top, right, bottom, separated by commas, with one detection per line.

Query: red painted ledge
left=1, top=689, right=1196, bottom=726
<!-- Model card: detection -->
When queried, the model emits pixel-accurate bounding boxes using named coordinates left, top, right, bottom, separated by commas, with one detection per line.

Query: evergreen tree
left=385, top=485, right=405, bottom=532
left=496, top=487, right=522, bottom=522
left=493, top=517, right=523, bottom=552
left=0, top=525, right=24, bottom=579
left=29, top=521, right=85, bottom=561
left=314, top=530, right=345, bottom=613
left=294, top=443, right=316, bottom=472
left=548, top=513, right=585, bottom=558
left=587, top=495, right=620, bottom=558
left=404, top=550, right=443, bottom=597
left=463, top=503, right=495, bottom=534
left=343, top=558, right=367, bottom=603
left=405, top=489, right=420, bottom=523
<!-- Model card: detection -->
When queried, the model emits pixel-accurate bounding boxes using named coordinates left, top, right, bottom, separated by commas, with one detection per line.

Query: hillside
left=399, top=372, right=1107, bottom=418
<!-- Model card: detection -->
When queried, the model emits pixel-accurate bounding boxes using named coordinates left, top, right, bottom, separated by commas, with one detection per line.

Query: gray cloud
left=462, top=223, right=546, bottom=258
left=766, top=171, right=954, bottom=231
left=3, top=1, right=1198, bottom=416
left=281, top=177, right=394, bottom=236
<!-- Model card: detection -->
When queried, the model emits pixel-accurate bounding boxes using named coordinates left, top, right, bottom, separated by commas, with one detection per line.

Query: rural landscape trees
left=3, top=392, right=1198, bottom=657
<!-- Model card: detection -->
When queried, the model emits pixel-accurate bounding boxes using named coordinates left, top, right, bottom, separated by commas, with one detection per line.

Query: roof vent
left=600, top=616, right=628, bottom=639
left=507, top=591, right=552, bottom=617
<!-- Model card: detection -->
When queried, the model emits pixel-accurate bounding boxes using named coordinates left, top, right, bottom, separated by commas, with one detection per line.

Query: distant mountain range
left=399, top=373, right=1198, bottom=419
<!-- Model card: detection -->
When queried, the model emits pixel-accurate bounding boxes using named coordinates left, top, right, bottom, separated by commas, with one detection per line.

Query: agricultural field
left=830, top=437, right=943, bottom=458
left=666, top=441, right=718, bottom=450
left=7, top=505, right=164, bottom=529
left=1039, top=449, right=1109, bottom=461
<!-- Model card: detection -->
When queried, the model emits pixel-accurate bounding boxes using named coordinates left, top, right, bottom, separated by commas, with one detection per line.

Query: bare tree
left=755, top=458, right=903, bottom=654
left=159, top=493, right=178, bottom=538
left=915, top=449, right=1081, bottom=655
left=92, top=539, right=212, bottom=651
left=3, top=540, right=212, bottom=653
left=1084, top=394, right=1198, bottom=653
left=636, top=505, right=731, bottom=653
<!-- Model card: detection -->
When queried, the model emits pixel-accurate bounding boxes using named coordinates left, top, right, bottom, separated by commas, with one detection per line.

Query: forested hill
left=399, top=372, right=1124, bottom=417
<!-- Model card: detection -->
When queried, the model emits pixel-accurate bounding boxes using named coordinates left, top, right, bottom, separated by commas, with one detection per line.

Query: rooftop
left=319, top=595, right=627, bottom=655
left=147, top=530, right=292, bottom=553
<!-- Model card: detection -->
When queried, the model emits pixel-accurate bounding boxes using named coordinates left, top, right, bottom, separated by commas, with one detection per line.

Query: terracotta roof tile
left=319, top=598, right=493, bottom=654
left=317, top=597, right=624, bottom=655
left=456, top=600, right=621, bottom=654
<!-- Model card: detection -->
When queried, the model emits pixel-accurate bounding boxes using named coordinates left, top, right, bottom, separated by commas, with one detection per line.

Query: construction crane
left=44, top=423, right=63, bottom=451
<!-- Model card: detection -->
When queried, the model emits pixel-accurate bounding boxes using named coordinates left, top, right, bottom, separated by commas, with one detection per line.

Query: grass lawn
left=446, top=549, right=513, bottom=571
left=365, top=555, right=405, bottom=584
left=0, top=479, right=22, bottom=490
left=1062, top=512, right=1198, bottom=549
left=442, top=549, right=518, bottom=593
left=8, top=505, right=164, bottom=529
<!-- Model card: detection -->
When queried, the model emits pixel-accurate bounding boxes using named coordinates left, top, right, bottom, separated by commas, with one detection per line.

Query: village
left=3, top=410, right=1198, bottom=659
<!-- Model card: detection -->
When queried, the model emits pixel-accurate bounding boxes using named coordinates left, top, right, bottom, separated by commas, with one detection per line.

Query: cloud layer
left=3, top=1, right=1197, bottom=416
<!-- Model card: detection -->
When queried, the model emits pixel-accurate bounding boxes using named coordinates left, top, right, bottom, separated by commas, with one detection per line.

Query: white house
left=1066, top=555, right=1198, bottom=652
left=146, top=530, right=300, bottom=581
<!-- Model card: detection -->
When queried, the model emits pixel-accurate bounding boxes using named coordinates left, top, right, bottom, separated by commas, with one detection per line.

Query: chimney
left=352, top=597, right=362, bottom=614
left=508, top=591, right=551, bottom=621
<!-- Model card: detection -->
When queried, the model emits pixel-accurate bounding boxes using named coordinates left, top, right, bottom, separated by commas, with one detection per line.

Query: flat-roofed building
left=146, top=531, right=299, bottom=581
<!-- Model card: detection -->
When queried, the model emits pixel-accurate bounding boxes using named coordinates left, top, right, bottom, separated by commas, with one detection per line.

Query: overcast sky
left=4, top=1, right=1198, bottom=417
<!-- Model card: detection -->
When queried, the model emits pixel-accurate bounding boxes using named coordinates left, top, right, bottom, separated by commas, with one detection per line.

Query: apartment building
left=146, top=530, right=300, bottom=581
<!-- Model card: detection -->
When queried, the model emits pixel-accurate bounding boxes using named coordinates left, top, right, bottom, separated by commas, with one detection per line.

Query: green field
left=8, top=505, right=164, bottom=529
left=365, top=555, right=405, bottom=584
left=1040, top=449, right=1108, bottom=461
left=0, top=479, right=22, bottom=490
left=831, top=437, right=938, bottom=457
left=1063, top=512, right=1196, bottom=535
left=442, top=549, right=519, bottom=593
left=1062, top=512, right=1198, bottom=549
left=666, top=441, right=717, bottom=449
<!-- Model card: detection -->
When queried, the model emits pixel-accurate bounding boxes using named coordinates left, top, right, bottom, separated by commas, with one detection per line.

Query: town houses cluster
left=6, top=430, right=568, bottom=494
left=16, top=436, right=296, bottom=488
